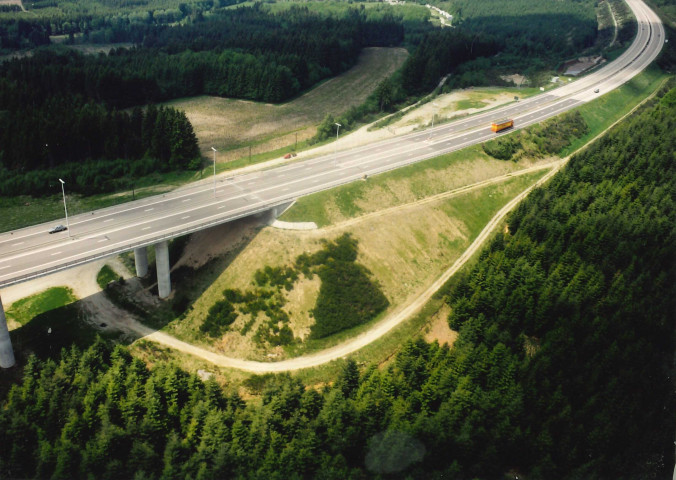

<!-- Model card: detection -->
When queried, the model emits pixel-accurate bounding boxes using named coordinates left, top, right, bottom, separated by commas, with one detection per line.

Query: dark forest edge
left=1, top=75, right=674, bottom=480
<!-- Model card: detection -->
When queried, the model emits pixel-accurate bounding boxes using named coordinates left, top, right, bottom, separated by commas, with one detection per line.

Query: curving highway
left=0, top=0, right=664, bottom=294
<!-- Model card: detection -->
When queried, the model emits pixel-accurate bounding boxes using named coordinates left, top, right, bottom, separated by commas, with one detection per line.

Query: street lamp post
left=334, top=123, right=342, bottom=161
left=211, top=147, right=217, bottom=198
left=58, top=178, right=70, bottom=237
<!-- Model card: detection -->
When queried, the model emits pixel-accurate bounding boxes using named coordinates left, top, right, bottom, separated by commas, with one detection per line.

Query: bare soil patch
left=423, top=304, right=457, bottom=347
left=174, top=216, right=264, bottom=270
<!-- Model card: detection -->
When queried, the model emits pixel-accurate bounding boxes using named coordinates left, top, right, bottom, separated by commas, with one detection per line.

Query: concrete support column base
left=0, top=295, right=16, bottom=368
left=134, top=246, right=148, bottom=277
left=155, top=241, right=171, bottom=299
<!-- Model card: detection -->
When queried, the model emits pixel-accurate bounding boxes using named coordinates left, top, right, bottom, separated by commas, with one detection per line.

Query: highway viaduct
left=0, top=0, right=665, bottom=368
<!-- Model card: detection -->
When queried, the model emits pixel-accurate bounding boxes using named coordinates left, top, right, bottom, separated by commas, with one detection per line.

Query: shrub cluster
left=254, top=266, right=298, bottom=291
left=199, top=299, right=238, bottom=337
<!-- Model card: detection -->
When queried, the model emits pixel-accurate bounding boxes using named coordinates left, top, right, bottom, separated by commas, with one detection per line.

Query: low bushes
left=483, top=111, right=589, bottom=161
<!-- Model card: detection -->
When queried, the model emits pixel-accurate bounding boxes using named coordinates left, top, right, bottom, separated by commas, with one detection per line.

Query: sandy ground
left=423, top=304, right=457, bottom=347
left=174, top=216, right=264, bottom=270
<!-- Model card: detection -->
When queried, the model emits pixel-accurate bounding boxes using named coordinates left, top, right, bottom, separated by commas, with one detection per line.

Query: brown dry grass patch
left=165, top=47, right=408, bottom=161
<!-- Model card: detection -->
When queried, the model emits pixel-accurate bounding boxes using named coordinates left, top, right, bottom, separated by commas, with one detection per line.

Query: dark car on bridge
left=49, top=224, right=67, bottom=234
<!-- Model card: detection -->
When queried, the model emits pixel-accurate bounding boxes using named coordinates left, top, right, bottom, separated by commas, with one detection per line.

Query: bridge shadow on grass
left=2, top=214, right=268, bottom=393
left=104, top=215, right=266, bottom=331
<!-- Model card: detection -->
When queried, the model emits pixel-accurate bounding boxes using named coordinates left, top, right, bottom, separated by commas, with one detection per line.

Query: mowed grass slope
left=166, top=47, right=408, bottom=162
left=165, top=167, right=548, bottom=360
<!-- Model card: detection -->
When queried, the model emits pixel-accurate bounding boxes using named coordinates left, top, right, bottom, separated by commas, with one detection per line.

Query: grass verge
left=560, top=65, right=669, bottom=156
left=5, top=287, right=77, bottom=326
left=96, top=265, right=118, bottom=290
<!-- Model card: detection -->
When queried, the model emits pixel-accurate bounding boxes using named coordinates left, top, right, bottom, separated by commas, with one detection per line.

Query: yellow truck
left=491, top=119, right=514, bottom=133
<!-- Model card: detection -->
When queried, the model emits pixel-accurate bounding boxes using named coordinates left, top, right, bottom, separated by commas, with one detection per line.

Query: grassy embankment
left=165, top=169, right=546, bottom=361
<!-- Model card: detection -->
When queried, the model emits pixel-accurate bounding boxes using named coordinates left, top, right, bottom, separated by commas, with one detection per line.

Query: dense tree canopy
left=0, top=103, right=199, bottom=196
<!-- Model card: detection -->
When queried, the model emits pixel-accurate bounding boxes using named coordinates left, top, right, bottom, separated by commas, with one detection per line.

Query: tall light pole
left=58, top=178, right=70, bottom=237
left=211, top=147, right=217, bottom=198
left=334, top=123, right=342, bottom=161
left=431, top=102, right=439, bottom=128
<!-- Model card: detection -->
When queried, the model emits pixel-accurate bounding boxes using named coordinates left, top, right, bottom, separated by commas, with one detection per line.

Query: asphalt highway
left=0, top=0, right=664, bottom=289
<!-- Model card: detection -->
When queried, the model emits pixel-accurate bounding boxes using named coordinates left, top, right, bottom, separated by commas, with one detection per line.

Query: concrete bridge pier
left=155, top=241, right=171, bottom=299
left=134, top=246, right=148, bottom=277
left=0, top=295, right=16, bottom=368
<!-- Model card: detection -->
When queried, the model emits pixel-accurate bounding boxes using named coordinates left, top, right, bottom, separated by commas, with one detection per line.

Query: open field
left=165, top=47, right=408, bottom=162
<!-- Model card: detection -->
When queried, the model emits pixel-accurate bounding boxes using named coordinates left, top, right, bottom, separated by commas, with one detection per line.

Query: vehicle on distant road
left=283, top=152, right=297, bottom=159
left=491, top=119, right=514, bottom=133
left=594, top=88, right=600, bottom=93
left=48, top=224, right=67, bottom=234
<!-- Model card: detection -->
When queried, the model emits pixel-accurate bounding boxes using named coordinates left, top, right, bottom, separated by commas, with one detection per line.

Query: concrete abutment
left=0, top=295, right=16, bottom=368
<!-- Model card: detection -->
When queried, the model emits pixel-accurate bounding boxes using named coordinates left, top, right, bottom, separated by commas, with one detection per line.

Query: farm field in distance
left=166, top=47, right=409, bottom=163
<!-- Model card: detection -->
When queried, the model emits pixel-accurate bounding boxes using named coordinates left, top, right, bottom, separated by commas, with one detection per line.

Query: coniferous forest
left=1, top=81, right=673, bottom=480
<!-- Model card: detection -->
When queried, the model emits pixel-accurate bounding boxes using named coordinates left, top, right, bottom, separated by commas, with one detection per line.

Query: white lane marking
left=50, top=251, right=62, bottom=256
left=142, top=227, right=151, bottom=231
left=182, top=199, right=192, bottom=203
left=145, top=208, right=154, bottom=212
left=218, top=206, right=227, bottom=209
left=0, top=266, right=10, bottom=270
left=98, top=239, right=108, bottom=243
left=104, top=219, right=114, bottom=223
left=11, top=242, right=24, bottom=246
left=181, top=216, right=190, bottom=220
